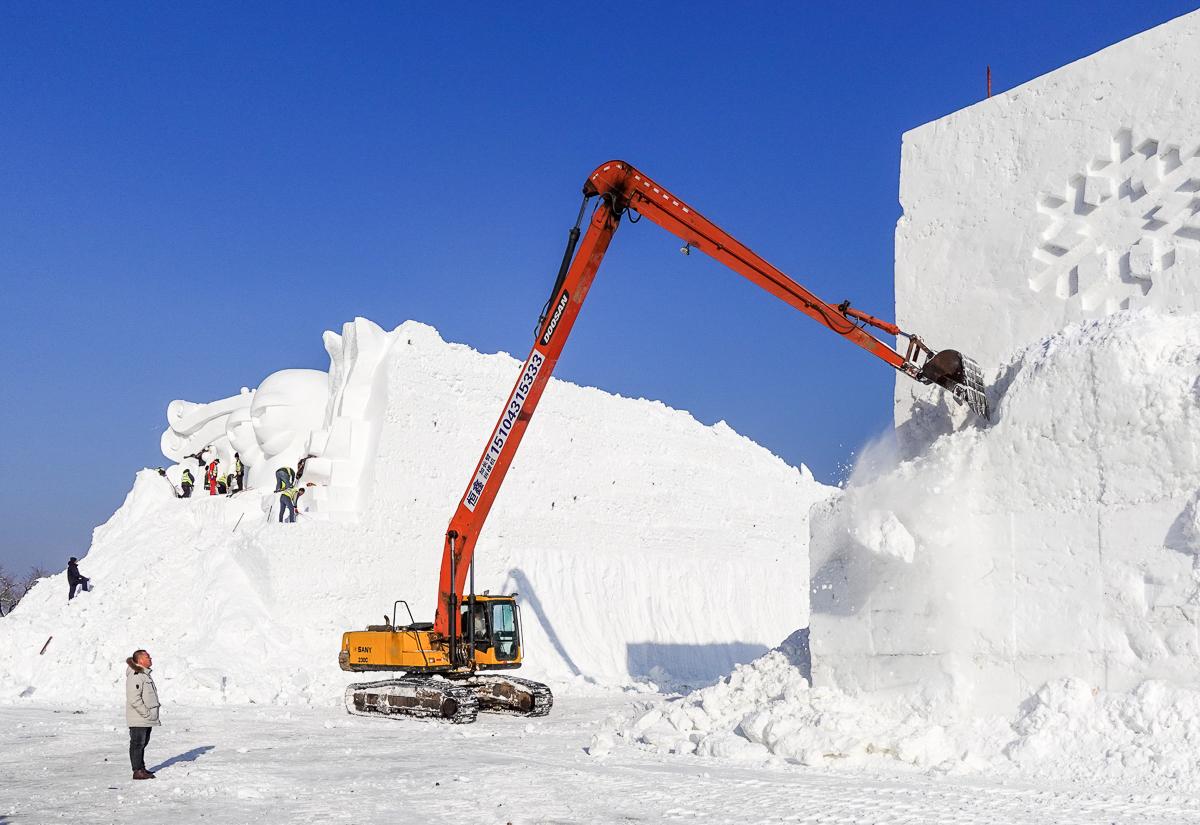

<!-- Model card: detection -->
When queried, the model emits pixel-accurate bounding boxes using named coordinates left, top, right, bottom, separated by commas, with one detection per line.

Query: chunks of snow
left=613, top=646, right=1200, bottom=788
left=848, top=510, right=915, bottom=563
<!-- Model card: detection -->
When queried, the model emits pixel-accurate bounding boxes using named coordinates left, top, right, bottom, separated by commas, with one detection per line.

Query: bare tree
left=0, top=565, right=54, bottom=616
left=22, top=566, right=50, bottom=597
left=0, top=564, right=14, bottom=616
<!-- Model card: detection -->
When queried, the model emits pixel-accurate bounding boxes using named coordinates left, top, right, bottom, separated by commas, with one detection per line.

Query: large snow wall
left=812, top=10, right=1200, bottom=714
left=894, top=8, right=1200, bottom=442
left=0, top=320, right=831, bottom=706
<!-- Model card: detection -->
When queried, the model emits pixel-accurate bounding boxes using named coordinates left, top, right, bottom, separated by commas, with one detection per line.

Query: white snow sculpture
left=161, top=318, right=396, bottom=519
left=160, top=389, right=254, bottom=486
left=893, top=9, right=1200, bottom=443
left=302, top=318, right=397, bottom=517
left=812, top=11, right=1200, bottom=714
left=4, top=318, right=827, bottom=707
left=248, top=368, right=329, bottom=489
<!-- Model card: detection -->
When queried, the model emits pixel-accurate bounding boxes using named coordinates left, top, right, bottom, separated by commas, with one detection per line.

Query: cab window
left=491, top=602, right=519, bottom=661
left=460, top=603, right=490, bottom=648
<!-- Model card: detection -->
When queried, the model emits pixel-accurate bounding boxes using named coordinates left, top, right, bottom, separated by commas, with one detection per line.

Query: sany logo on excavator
left=540, top=290, right=569, bottom=346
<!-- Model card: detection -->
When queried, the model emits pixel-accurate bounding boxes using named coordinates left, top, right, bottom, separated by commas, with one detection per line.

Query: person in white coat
left=125, top=649, right=161, bottom=780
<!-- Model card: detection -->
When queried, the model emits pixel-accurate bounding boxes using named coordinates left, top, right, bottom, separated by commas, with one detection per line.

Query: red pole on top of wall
left=987, top=65, right=992, bottom=98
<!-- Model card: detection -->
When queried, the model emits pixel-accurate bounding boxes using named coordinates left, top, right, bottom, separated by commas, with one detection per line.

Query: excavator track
left=467, top=675, right=554, bottom=717
left=345, top=677, right=479, bottom=724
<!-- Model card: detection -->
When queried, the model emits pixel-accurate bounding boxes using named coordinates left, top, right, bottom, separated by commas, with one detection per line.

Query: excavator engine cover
left=919, top=350, right=990, bottom=420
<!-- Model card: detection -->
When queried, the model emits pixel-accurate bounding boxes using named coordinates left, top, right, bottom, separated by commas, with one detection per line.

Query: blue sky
left=2, top=2, right=1196, bottom=574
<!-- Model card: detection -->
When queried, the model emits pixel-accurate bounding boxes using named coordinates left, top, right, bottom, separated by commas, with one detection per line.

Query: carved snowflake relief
left=1032, top=128, right=1200, bottom=314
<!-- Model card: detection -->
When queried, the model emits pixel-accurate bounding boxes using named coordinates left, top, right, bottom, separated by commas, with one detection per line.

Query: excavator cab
left=458, top=595, right=523, bottom=666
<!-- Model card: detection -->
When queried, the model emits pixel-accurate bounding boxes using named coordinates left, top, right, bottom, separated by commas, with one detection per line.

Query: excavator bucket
left=919, top=350, right=990, bottom=420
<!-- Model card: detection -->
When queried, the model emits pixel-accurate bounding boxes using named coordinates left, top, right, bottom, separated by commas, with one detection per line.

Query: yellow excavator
left=338, top=161, right=989, bottom=724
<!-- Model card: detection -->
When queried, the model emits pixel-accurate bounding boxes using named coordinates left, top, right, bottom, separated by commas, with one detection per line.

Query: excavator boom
left=431, top=160, right=988, bottom=640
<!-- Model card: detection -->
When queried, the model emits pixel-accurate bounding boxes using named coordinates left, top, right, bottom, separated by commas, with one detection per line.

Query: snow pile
left=609, top=649, right=1200, bottom=788
left=813, top=310, right=1200, bottom=714
left=608, top=652, right=998, bottom=769
left=0, top=319, right=831, bottom=706
left=1005, top=678, right=1200, bottom=786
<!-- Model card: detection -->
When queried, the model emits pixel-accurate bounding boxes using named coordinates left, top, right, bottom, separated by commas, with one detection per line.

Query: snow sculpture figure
left=160, top=390, right=255, bottom=489
left=248, top=369, right=329, bottom=490
left=160, top=317, right=396, bottom=519
left=301, top=319, right=397, bottom=516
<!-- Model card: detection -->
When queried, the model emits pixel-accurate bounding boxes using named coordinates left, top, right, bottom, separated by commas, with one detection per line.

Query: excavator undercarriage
left=344, top=674, right=553, bottom=725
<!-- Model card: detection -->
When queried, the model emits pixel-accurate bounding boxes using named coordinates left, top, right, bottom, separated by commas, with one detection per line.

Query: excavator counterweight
left=338, top=160, right=989, bottom=724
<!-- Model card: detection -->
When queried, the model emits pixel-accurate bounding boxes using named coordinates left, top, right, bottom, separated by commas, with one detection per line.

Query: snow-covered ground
left=4, top=697, right=1199, bottom=825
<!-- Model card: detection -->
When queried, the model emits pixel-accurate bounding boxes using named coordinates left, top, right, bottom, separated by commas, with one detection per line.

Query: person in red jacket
left=205, top=459, right=220, bottom=495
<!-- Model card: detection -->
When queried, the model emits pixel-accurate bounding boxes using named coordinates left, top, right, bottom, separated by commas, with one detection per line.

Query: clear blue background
left=3, top=2, right=1196, bottom=574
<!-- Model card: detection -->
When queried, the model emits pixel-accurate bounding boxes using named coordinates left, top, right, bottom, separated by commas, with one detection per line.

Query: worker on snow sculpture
left=275, top=465, right=296, bottom=492
left=233, top=452, right=245, bottom=492
left=205, top=458, right=220, bottom=495
left=125, top=649, right=161, bottom=780
left=67, top=557, right=91, bottom=600
left=279, top=484, right=305, bottom=523
left=180, top=467, right=194, bottom=498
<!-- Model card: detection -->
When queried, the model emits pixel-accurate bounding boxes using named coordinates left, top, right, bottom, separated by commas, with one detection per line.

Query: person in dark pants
left=67, top=557, right=91, bottom=600
left=234, top=452, right=245, bottom=493
left=275, top=465, right=296, bottom=492
left=279, top=486, right=304, bottom=523
left=180, top=468, right=194, bottom=498
left=125, top=649, right=161, bottom=780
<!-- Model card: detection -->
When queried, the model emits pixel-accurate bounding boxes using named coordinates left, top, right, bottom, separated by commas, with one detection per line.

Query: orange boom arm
left=431, top=161, right=987, bottom=642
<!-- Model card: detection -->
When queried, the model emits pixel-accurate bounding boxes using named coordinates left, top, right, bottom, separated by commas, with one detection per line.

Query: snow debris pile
left=0, top=319, right=831, bottom=706
left=609, top=649, right=1200, bottom=789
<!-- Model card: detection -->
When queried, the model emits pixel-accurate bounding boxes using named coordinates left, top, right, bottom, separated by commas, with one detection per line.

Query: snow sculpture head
left=250, top=369, right=330, bottom=458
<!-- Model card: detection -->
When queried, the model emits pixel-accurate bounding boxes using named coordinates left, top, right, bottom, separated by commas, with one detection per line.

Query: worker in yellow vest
left=279, top=485, right=305, bottom=523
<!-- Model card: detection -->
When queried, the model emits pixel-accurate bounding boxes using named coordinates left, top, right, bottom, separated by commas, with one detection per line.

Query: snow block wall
left=894, top=9, right=1200, bottom=440
left=813, top=9, right=1200, bottom=713
left=0, top=320, right=830, bottom=706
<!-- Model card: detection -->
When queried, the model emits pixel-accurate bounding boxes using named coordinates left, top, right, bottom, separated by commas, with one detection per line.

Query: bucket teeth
left=953, top=355, right=990, bottom=420
left=919, top=349, right=990, bottom=421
